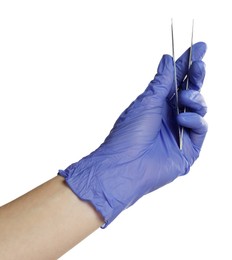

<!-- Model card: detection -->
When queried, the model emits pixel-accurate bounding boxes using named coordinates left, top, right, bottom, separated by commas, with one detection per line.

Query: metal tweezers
left=171, top=19, right=194, bottom=150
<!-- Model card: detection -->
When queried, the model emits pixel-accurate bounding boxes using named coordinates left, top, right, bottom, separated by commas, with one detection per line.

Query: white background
left=0, top=1, right=231, bottom=259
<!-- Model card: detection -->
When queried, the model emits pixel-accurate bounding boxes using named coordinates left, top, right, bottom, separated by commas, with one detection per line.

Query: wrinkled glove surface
left=59, top=42, right=208, bottom=227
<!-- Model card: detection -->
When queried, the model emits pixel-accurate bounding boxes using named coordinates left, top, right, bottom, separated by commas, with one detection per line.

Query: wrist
left=58, top=155, right=125, bottom=227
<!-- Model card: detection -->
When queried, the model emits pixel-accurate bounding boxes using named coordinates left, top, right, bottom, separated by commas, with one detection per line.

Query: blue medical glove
left=59, top=42, right=207, bottom=227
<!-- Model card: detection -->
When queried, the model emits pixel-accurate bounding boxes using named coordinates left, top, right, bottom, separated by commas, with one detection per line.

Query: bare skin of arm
left=0, top=176, right=104, bottom=260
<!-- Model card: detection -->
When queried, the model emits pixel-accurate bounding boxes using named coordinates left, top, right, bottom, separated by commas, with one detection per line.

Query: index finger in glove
left=188, top=60, right=206, bottom=91
left=176, top=42, right=207, bottom=86
left=181, top=60, right=206, bottom=91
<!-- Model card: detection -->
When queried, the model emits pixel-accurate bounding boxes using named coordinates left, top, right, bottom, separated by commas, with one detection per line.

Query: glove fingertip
left=177, top=112, right=208, bottom=133
left=192, top=42, right=207, bottom=61
left=157, top=54, right=173, bottom=75
left=189, top=60, right=206, bottom=89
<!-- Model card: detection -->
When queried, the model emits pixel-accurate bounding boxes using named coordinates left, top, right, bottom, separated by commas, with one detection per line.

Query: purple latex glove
left=59, top=42, right=207, bottom=227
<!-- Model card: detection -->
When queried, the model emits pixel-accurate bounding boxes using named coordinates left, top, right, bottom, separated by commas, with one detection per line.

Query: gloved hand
left=59, top=42, right=207, bottom=227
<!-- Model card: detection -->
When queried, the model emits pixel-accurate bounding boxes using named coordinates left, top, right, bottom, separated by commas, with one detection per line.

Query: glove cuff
left=58, top=159, right=123, bottom=228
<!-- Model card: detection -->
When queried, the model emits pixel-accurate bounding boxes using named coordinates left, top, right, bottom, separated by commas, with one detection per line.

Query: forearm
left=0, top=176, right=104, bottom=260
